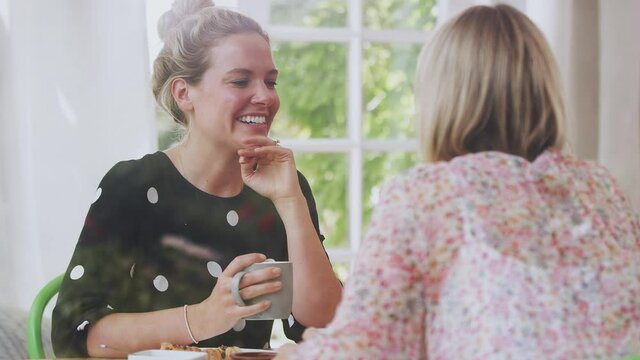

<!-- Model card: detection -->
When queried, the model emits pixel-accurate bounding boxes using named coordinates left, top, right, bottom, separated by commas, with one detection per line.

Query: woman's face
left=187, top=32, right=280, bottom=150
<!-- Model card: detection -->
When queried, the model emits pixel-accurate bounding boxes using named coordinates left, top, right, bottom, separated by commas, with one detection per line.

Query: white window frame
left=239, top=0, right=426, bottom=265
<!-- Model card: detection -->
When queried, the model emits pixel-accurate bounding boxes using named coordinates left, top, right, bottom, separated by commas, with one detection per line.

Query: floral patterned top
left=291, top=150, right=640, bottom=359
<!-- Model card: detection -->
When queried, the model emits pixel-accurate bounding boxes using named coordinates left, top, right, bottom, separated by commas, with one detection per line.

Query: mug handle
left=231, top=271, right=248, bottom=306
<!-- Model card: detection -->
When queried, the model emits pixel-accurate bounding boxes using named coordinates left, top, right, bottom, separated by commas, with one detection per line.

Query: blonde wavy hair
left=415, top=4, right=566, bottom=162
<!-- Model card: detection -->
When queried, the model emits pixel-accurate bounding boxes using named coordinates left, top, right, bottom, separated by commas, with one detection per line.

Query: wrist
left=272, top=193, right=306, bottom=211
left=186, top=302, right=209, bottom=343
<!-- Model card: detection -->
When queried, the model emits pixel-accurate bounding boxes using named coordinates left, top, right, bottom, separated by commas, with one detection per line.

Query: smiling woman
left=51, top=0, right=342, bottom=358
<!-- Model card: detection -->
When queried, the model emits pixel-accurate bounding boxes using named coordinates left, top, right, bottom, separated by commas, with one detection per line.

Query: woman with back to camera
left=276, top=4, right=640, bottom=359
left=52, top=0, right=342, bottom=357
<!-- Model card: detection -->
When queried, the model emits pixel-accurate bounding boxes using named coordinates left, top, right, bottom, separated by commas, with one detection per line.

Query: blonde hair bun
left=157, top=0, right=215, bottom=41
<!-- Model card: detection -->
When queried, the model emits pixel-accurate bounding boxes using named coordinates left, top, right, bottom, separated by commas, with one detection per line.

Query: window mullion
left=348, top=0, right=363, bottom=254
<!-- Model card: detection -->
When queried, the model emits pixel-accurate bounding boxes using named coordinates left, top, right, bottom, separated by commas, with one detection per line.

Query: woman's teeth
left=238, top=115, right=266, bottom=124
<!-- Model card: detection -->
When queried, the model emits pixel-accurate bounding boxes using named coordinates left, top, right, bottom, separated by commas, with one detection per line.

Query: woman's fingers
left=239, top=266, right=281, bottom=288
left=239, top=280, right=282, bottom=300
left=235, top=300, right=271, bottom=318
left=222, top=253, right=266, bottom=277
left=239, top=135, right=277, bottom=148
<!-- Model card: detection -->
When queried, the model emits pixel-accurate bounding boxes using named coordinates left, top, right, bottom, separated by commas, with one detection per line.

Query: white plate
left=128, top=349, right=207, bottom=360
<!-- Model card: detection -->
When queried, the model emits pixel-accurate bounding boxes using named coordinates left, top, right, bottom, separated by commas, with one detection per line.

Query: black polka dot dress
left=51, top=152, right=324, bottom=357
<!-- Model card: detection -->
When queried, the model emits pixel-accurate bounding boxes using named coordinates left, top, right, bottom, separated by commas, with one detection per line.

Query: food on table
left=160, top=342, right=241, bottom=360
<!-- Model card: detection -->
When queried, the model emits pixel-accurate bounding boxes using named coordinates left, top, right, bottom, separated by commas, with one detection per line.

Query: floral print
left=291, top=150, right=640, bottom=359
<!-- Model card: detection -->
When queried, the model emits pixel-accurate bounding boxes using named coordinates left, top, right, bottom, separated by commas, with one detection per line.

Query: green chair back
left=27, top=274, right=63, bottom=359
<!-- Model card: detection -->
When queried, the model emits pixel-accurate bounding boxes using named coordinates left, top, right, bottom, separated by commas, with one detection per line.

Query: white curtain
left=0, top=0, right=156, bottom=310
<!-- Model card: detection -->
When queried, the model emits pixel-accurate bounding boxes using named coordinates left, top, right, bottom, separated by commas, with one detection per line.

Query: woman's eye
left=231, top=79, right=249, bottom=87
left=266, top=80, right=278, bottom=89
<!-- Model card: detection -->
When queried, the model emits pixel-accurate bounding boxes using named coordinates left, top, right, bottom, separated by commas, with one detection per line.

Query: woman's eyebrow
left=225, top=68, right=279, bottom=76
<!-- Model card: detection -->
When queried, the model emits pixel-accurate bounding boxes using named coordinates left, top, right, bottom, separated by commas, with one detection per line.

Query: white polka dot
left=226, top=210, right=239, bottom=226
left=76, top=320, right=89, bottom=331
left=106, top=304, right=114, bottom=310
left=92, top=187, right=102, bottom=204
left=130, top=263, right=136, bottom=278
left=233, top=319, right=246, bottom=331
left=147, top=187, right=159, bottom=204
left=207, top=261, right=222, bottom=277
left=288, top=314, right=295, bottom=327
left=70, top=265, right=84, bottom=280
left=153, top=275, right=169, bottom=292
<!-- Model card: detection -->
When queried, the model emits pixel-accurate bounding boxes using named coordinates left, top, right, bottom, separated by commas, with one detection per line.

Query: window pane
left=269, top=0, right=347, bottom=27
left=156, top=106, right=182, bottom=151
left=362, top=151, right=418, bottom=229
left=332, top=261, right=351, bottom=282
left=294, top=153, right=348, bottom=249
left=363, top=42, right=422, bottom=139
left=363, top=0, right=437, bottom=30
left=271, top=42, right=348, bottom=139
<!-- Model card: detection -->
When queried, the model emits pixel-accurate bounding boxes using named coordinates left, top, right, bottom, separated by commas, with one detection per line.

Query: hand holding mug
left=231, top=261, right=293, bottom=320
left=191, top=253, right=282, bottom=339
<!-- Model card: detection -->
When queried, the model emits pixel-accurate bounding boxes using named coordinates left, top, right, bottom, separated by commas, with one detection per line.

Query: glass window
left=269, top=0, right=348, bottom=27
left=271, top=42, right=348, bottom=139
left=363, top=42, right=423, bottom=139
left=363, top=0, right=437, bottom=30
left=294, top=152, right=348, bottom=249
left=362, top=151, right=418, bottom=230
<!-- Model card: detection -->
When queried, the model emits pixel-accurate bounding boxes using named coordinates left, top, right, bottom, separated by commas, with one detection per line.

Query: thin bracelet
left=183, top=304, right=199, bottom=344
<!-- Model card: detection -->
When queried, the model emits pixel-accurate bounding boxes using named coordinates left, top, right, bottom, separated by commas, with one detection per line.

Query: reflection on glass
left=269, top=0, right=347, bottom=27
left=294, top=153, right=348, bottom=249
left=271, top=42, right=348, bottom=139
left=363, top=151, right=418, bottom=229
left=363, top=0, right=437, bottom=30
left=363, top=42, right=422, bottom=139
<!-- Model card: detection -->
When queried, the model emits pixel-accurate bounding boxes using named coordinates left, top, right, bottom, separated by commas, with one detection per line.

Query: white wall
left=599, top=0, right=640, bottom=209
left=0, top=0, right=156, bottom=311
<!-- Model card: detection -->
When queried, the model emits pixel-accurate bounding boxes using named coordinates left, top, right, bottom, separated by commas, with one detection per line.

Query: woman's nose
left=251, top=83, right=276, bottom=105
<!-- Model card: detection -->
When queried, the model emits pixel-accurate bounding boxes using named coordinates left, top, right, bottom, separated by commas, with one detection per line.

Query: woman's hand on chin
left=237, top=137, right=303, bottom=202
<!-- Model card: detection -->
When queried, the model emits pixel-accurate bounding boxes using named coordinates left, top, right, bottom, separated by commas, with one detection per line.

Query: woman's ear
left=171, top=78, right=193, bottom=112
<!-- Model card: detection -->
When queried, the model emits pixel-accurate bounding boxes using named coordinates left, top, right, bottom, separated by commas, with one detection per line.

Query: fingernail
left=274, top=281, right=282, bottom=289
left=272, top=268, right=281, bottom=275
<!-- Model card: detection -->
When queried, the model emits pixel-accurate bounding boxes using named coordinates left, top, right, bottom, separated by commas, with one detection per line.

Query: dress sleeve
left=281, top=171, right=327, bottom=342
left=289, top=175, right=427, bottom=359
left=52, top=163, right=139, bottom=357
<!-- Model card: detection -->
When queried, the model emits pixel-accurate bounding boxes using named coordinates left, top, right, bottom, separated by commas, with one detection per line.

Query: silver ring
left=231, top=271, right=248, bottom=306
